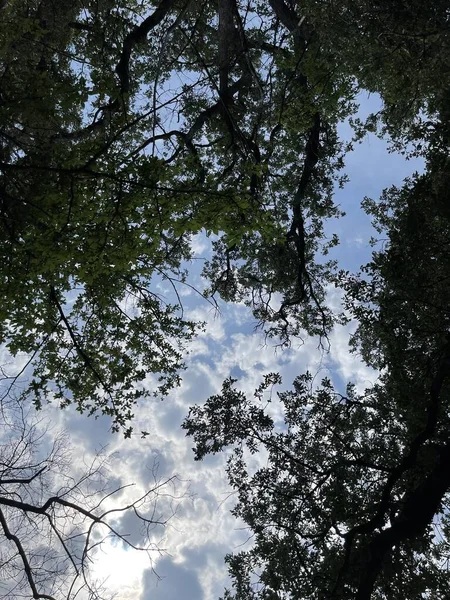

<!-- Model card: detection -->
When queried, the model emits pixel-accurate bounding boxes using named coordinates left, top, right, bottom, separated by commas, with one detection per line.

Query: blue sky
left=0, top=93, right=424, bottom=600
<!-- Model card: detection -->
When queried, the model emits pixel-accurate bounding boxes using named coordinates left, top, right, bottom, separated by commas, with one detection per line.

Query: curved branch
left=0, top=466, right=46, bottom=485
left=116, top=0, right=178, bottom=93
left=284, top=112, right=321, bottom=301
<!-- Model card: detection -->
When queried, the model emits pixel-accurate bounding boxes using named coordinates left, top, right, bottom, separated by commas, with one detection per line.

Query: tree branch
left=0, top=466, right=46, bottom=485
left=116, top=0, right=179, bottom=93
left=333, top=339, right=450, bottom=598
left=0, top=508, right=57, bottom=600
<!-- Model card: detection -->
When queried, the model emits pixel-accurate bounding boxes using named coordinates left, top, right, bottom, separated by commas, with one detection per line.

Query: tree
left=182, top=4, right=450, bottom=594
left=302, top=0, right=450, bottom=148
left=3, top=0, right=450, bottom=597
left=0, top=0, right=358, bottom=433
left=183, top=106, right=450, bottom=598
left=0, top=391, right=184, bottom=600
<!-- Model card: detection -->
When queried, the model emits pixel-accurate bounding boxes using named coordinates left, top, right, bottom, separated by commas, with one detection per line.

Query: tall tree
left=0, top=0, right=355, bottom=433
left=183, top=98, right=450, bottom=600
left=183, top=3, right=450, bottom=596
left=2, top=0, right=450, bottom=597
left=302, top=0, right=450, bottom=146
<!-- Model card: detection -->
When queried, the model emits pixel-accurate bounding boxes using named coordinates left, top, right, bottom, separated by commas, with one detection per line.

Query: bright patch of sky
left=326, top=91, right=424, bottom=273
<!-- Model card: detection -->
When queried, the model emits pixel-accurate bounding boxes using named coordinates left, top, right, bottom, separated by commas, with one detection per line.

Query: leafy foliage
left=183, top=4, right=450, bottom=599
left=305, top=0, right=450, bottom=147
left=3, top=1, right=450, bottom=596
left=0, top=0, right=360, bottom=431
left=185, top=330, right=450, bottom=598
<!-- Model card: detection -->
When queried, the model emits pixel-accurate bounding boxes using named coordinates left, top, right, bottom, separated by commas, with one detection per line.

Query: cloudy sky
left=1, top=93, right=423, bottom=600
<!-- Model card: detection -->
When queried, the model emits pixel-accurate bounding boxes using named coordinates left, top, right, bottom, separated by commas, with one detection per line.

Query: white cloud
left=190, top=233, right=210, bottom=257
left=328, top=320, right=378, bottom=393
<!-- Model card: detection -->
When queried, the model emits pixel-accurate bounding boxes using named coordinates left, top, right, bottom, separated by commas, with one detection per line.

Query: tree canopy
left=184, top=126, right=450, bottom=597
left=0, top=0, right=359, bottom=434
left=1, top=0, right=450, bottom=598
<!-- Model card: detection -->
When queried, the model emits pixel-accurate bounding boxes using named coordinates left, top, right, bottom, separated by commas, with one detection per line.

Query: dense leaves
left=183, top=3, right=450, bottom=599
left=2, top=0, right=450, bottom=598
left=0, top=0, right=358, bottom=431
left=186, top=197, right=450, bottom=583
left=306, top=0, right=450, bottom=146
left=185, top=288, right=450, bottom=599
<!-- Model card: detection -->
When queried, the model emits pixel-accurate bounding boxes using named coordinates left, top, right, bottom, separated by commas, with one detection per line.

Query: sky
left=0, top=93, right=424, bottom=600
